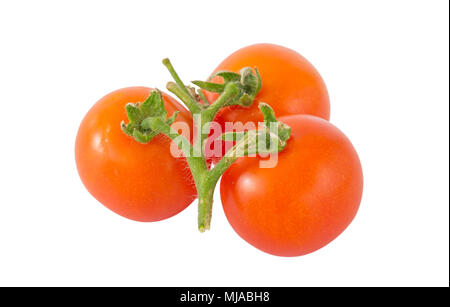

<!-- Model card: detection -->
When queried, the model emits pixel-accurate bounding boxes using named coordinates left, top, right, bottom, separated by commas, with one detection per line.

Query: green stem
left=124, top=59, right=291, bottom=232
left=163, top=58, right=202, bottom=113
left=150, top=83, right=241, bottom=231
left=203, top=82, right=239, bottom=121
left=199, top=82, right=239, bottom=154
left=194, top=84, right=240, bottom=230
left=147, top=117, right=208, bottom=184
left=197, top=165, right=231, bottom=231
left=196, top=133, right=258, bottom=230
left=197, top=183, right=214, bottom=232
left=208, top=132, right=251, bottom=183
left=166, top=82, right=201, bottom=114
left=154, top=122, right=214, bottom=231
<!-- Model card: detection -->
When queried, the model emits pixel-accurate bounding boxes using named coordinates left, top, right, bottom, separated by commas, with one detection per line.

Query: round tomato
left=204, top=43, right=330, bottom=161
left=220, top=115, right=363, bottom=257
left=75, top=87, right=196, bottom=222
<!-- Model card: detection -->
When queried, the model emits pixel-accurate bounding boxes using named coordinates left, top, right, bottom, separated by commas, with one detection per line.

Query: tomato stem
left=197, top=185, right=214, bottom=232
left=122, top=58, right=292, bottom=232
left=163, top=58, right=202, bottom=113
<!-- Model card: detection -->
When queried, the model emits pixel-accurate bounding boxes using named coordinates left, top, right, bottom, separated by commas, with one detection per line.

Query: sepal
left=192, top=67, right=262, bottom=108
left=121, top=90, right=178, bottom=143
left=220, top=103, right=291, bottom=158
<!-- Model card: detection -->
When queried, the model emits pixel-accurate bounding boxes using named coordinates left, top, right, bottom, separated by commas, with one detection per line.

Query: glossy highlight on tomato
left=220, top=115, right=363, bottom=257
left=75, top=87, right=196, bottom=222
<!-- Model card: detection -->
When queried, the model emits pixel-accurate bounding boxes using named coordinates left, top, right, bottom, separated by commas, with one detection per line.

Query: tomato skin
left=75, top=87, right=196, bottom=222
left=207, top=43, right=330, bottom=124
left=220, top=115, right=363, bottom=257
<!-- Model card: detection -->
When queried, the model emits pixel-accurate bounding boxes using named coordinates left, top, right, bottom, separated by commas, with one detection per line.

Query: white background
left=0, top=0, right=448, bottom=287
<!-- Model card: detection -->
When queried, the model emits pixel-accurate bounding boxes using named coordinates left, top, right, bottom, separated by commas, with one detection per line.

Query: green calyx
left=220, top=103, right=292, bottom=157
left=121, top=58, right=291, bottom=232
left=192, top=67, right=261, bottom=107
left=120, top=90, right=179, bottom=143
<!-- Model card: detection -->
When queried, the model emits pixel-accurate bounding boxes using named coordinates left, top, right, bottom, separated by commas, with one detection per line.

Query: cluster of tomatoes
left=76, top=44, right=363, bottom=257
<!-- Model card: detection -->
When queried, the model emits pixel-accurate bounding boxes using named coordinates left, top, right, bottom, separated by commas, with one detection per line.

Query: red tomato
left=205, top=43, right=330, bottom=161
left=220, top=115, right=363, bottom=257
left=75, top=87, right=196, bottom=222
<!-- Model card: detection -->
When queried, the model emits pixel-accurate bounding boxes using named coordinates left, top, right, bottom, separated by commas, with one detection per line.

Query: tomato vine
left=121, top=58, right=292, bottom=231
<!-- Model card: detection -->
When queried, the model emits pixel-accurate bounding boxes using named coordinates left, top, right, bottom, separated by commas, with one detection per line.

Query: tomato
left=220, top=115, right=363, bottom=257
left=75, top=87, right=196, bottom=222
left=204, top=43, right=330, bottom=161
left=206, top=43, right=330, bottom=122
